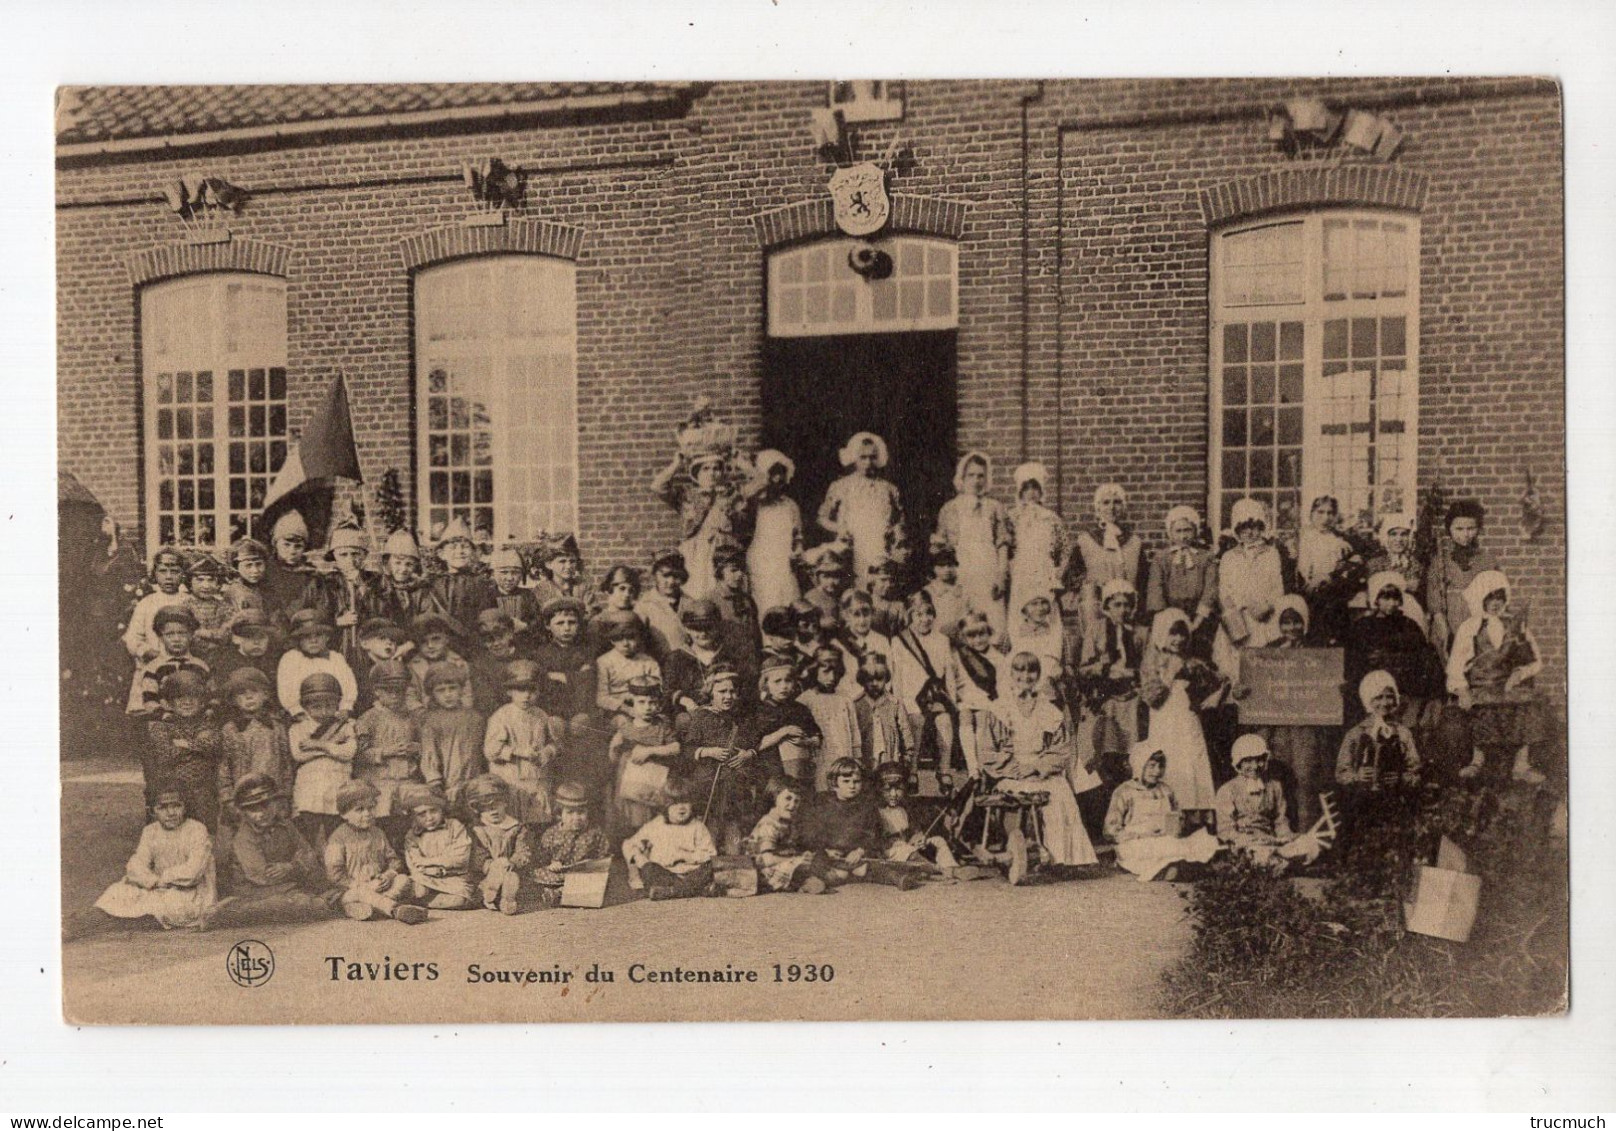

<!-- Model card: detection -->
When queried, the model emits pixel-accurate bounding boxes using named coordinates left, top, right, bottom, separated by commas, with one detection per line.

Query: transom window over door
left=1210, top=211, right=1419, bottom=535
left=768, top=235, right=957, bottom=336
left=141, top=273, right=289, bottom=554
left=415, top=255, right=578, bottom=543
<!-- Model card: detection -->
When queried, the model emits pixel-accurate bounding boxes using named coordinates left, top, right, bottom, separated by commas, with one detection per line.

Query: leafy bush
left=1162, top=782, right=1567, bottom=1018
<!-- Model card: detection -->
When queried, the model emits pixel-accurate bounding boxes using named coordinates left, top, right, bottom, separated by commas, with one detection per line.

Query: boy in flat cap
left=208, top=773, right=338, bottom=929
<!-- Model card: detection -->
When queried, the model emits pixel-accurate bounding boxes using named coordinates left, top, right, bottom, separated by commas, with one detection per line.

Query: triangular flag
left=260, top=373, right=362, bottom=546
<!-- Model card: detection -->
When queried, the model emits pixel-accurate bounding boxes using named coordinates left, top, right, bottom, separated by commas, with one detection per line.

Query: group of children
left=76, top=426, right=1555, bottom=933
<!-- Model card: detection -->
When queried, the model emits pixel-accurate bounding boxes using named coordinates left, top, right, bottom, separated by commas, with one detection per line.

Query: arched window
left=141, top=272, right=288, bottom=552
left=767, top=235, right=957, bottom=336
left=1210, top=210, right=1419, bottom=534
left=414, top=255, right=578, bottom=544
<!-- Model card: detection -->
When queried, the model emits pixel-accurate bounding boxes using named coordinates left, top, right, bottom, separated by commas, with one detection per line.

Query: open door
left=762, top=235, right=960, bottom=552
left=761, top=331, right=957, bottom=549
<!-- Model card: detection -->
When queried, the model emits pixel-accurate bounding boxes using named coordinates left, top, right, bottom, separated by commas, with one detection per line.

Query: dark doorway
left=761, top=331, right=957, bottom=554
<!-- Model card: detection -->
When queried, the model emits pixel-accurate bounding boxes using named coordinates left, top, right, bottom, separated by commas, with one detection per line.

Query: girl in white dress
left=90, top=784, right=216, bottom=931
left=935, top=451, right=1011, bottom=638
left=743, top=449, right=804, bottom=614
left=984, top=653, right=1098, bottom=868
left=817, top=432, right=905, bottom=586
left=1103, top=743, right=1222, bottom=881
left=1139, top=608, right=1222, bottom=815
left=1007, top=461, right=1069, bottom=619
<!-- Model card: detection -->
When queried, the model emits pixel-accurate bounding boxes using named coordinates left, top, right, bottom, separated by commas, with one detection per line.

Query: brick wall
left=56, top=77, right=1564, bottom=689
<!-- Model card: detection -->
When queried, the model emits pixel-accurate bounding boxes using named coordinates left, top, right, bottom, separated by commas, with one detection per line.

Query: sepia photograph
left=54, top=75, right=1570, bottom=1027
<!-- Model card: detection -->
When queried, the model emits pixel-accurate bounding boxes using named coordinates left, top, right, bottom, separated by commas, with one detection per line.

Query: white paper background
left=3, top=0, right=1613, bottom=1112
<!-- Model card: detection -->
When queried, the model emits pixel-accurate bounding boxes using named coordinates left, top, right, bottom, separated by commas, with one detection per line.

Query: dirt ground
left=61, top=758, right=1192, bottom=1025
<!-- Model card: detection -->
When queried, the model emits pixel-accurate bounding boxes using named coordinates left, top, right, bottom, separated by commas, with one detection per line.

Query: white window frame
left=767, top=235, right=958, bottom=337
left=414, top=254, right=578, bottom=544
left=141, top=272, right=289, bottom=555
left=1208, top=209, right=1420, bottom=534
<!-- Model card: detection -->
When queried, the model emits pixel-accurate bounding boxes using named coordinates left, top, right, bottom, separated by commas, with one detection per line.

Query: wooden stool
left=977, top=790, right=1050, bottom=884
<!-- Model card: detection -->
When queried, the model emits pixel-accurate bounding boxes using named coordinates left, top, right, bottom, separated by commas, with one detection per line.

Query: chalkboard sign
left=1238, top=647, right=1344, bottom=726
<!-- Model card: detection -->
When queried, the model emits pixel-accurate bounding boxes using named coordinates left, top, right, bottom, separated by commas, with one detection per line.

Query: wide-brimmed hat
left=553, top=781, right=592, bottom=810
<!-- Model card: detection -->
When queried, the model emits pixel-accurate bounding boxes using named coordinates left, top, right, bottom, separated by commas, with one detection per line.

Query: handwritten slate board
left=1239, top=647, right=1344, bottom=726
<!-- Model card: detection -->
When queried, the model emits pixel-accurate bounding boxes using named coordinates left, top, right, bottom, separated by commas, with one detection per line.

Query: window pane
left=1252, top=407, right=1275, bottom=447
left=1351, top=318, right=1378, bottom=358
left=1251, top=366, right=1275, bottom=405
left=1223, top=410, right=1247, bottom=447
left=1278, top=364, right=1303, bottom=404
left=1222, top=324, right=1247, bottom=363
left=1251, top=323, right=1276, bottom=363
left=1249, top=449, right=1274, bottom=487
left=1222, top=367, right=1246, bottom=406
left=248, top=369, right=266, bottom=400
left=1278, top=407, right=1303, bottom=446
left=1381, top=316, right=1406, bottom=357
left=1279, top=322, right=1303, bottom=360
left=1222, top=450, right=1246, bottom=489
left=269, top=367, right=287, bottom=400
left=1323, top=319, right=1349, bottom=359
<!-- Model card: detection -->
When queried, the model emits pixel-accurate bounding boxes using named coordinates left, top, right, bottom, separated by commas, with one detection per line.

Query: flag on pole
left=259, top=373, right=363, bottom=547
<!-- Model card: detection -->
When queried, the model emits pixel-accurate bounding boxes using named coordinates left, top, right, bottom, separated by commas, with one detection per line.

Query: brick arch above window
left=752, top=194, right=970, bottom=251
left=125, top=238, right=291, bottom=287
left=398, top=219, right=585, bottom=272
left=1198, top=166, right=1430, bottom=229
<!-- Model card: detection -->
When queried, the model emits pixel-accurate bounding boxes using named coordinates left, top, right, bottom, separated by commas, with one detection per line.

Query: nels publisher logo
left=226, top=939, right=275, bottom=987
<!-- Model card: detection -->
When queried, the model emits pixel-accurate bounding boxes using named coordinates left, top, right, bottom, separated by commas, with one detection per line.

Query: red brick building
left=55, top=78, right=1565, bottom=689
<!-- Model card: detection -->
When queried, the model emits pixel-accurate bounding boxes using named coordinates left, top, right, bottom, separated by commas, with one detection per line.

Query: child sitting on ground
left=533, top=782, right=614, bottom=908
left=418, top=664, right=487, bottom=811
left=353, top=660, right=420, bottom=846
left=210, top=774, right=337, bottom=928
left=464, top=775, right=535, bottom=915
left=81, top=783, right=216, bottom=936
left=400, top=783, right=477, bottom=910
left=288, top=672, right=358, bottom=852
left=622, top=776, right=719, bottom=901
left=744, top=777, right=830, bottom=895
left=799, top=758, right=922, bottom=890
left=143, top=669, right=222, bottom=830
left=482, top=659, right=560, bottom=826
left=874, top=765, right=958, bottom=876
left=1104, top=743, right=1222, bottom=882
left=323, top=781, right=429, bottom=925
left=128, top=605, right=210, bottom=717
left=609, top=676, right=681, bottom=833
left=855, top=653, right=916, bottom=780
left=1214, top=734, right=1330, bottom=872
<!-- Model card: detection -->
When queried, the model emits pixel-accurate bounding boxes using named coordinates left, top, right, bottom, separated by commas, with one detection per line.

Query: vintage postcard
left=56, top=78, right=1567, bottom=1025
